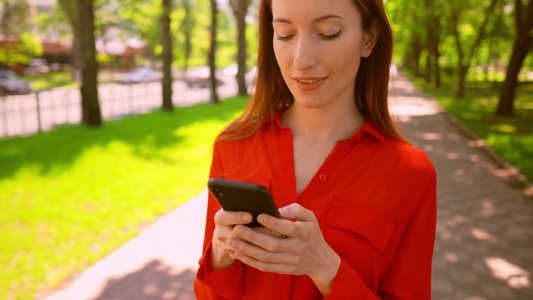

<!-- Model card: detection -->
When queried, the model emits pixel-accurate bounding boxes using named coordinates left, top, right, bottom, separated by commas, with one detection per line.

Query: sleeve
left=194, top=142, right=245, bottom=299
left=296, top=149, right=437, bottom=300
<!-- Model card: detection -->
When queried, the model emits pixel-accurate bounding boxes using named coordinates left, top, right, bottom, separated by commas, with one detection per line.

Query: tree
left=424, top=0, right=441, bottom=86
left=230, top=0, right=251, bottom=96
left=481, top=0, right=510, bottom=82
left=497, top=0, right=533, bottom=116
left=386, top=0, right=427, bottom=75
left=0, top=0, right=34, bottom=69
left=208, top=0, right=219, bottom=104
left=179, top=0, right=194, bottom=71
left=0, top=0, right=30, bottom=36
left=161, top=0, right=173, bottom=112
left=0, top=33, right=42, bottom=68
left=450, top=0, right=498, bottom=97
left=57, top=0, right=82, bottom=82
left=77, top=0, right=102, bottom=127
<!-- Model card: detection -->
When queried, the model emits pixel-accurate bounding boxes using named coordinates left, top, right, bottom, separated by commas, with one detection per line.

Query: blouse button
left=319, top=174, right=327, bottom=181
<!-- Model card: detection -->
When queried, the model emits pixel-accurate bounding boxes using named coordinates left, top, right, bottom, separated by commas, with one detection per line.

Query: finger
left=252, top=226, right=285, bottom=238
left=234, top=224, right=292, bottom=253
left=233, top=251, right=297, bottom=275
left=278, top=203, right=316, bottom=222
left=213, top=227, right=237, bottom=251
left=256, top=214, right=297, bottom=238
left=214, top=208, right=253, bottom=226
left=229, top=234, right=298, bottom=265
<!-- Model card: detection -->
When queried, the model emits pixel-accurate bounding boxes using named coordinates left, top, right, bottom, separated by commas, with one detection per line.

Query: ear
left=362, top=19, right=380, bottom=58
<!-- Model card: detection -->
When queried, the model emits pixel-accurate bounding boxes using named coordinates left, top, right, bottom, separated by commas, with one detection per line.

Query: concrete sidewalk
left=392, top=73, right=533, bottom=300
left=44, top=72, right=533, bottom=300
left=45, top=190, right=208, bottom=300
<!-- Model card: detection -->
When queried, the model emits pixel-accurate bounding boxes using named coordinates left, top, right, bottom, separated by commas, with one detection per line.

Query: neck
left=282, top=100, right=365, bottom=143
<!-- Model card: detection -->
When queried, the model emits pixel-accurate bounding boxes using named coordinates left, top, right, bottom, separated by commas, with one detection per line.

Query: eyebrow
left=272, top=14, right=345, bottom=25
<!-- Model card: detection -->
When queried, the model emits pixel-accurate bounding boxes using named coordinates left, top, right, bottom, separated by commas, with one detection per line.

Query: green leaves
left=0, top=33, right=42, bottom=65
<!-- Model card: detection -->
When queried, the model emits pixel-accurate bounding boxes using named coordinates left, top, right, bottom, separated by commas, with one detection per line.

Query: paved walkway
left=44, top=72, right=533, bottom=299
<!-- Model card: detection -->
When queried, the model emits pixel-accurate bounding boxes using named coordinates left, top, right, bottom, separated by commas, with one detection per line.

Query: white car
left=183, top=66, right=223, bottom=88
left=24, top=59, right=49, bottom=75
left=0, top=70, right=32, bottom=95
left=122, top=67, right=160, bottom=84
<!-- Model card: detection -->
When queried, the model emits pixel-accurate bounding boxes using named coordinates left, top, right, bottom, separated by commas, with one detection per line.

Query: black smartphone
left=207, top=178, right=281, bottom=227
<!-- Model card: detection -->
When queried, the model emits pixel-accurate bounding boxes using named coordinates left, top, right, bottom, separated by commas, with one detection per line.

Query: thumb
left=279, top=203, right=316, bottom=222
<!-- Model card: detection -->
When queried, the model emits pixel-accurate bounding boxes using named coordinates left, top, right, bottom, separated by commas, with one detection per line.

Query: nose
left=293, top=35, right=317, bottom=71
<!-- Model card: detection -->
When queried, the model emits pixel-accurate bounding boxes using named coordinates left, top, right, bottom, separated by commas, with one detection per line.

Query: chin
left=293, top=98, right=331, bottom=110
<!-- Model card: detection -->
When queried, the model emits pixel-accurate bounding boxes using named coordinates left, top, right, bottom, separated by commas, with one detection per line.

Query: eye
left=276, top=34, right=294, bottom=41
left=320, top=30, right=342, bottom=40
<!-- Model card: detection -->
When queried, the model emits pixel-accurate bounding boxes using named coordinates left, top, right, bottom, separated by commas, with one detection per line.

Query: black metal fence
left=0, top=80, right=237, bottom=139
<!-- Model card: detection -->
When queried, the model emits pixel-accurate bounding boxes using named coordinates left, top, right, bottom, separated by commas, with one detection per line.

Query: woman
left=195, top=0, right=436, bottom=299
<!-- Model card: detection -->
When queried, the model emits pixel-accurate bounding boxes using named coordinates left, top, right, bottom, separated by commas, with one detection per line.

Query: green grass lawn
left=23, top=70, right=123, bottom=90
left=22, top=71, right=77, bottom=90
left=404, top=70, right=533, bottom=182
left=0, top=96, right=247, bottom=300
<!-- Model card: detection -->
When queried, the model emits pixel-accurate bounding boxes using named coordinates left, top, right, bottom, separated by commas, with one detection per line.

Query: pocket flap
left=327, top=200, right=394, bottom=251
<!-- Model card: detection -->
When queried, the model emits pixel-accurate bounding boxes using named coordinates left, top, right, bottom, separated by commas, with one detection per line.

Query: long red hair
left=221, top=0, right=405, bottom=142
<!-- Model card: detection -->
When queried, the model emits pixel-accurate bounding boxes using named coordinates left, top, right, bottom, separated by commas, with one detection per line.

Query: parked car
left=223, top=64, right=238, bottom=76
left=183, top=66, right=223, bottom=88
left=24, top=59, right=49, bottom=75
left=122, top=67, right=160, bottom=84
left=0, top=70, right=32, bottom=95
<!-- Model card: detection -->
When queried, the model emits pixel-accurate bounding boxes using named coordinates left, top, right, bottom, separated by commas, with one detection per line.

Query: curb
left=438, top=108, right=533, bottom=197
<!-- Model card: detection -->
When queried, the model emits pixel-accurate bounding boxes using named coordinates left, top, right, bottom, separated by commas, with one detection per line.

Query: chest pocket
left=326, top=200, right=394, bottom=251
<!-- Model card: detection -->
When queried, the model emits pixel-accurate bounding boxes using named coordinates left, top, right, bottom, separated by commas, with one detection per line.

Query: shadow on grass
left=0, top=97, right=247, bottom=180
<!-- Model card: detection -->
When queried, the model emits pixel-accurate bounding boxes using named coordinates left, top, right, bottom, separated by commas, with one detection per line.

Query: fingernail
left=257, top=215, right=265, bottom=223
left=243, top=214, right=252, bottom=223
left=235, top=226, right=244, bottom=235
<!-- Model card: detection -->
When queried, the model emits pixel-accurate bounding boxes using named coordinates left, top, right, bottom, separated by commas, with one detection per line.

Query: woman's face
left=271, top=0, right=377, bottom=110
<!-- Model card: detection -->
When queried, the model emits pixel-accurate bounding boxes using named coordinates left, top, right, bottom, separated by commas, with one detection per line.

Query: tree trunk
left=413, top=36, right=423, bottom=76
left=425, top=50, right=432, bottom=84
left=182, top=0, right=193, bottom=71
left=58, top=0, right=81, bottom=83
left=161, top=0, right=173, bottom=112
left=208, top=0, right=219, bottom=104
left=77, top=0, right=101, bottom=127
left=457, top=64, right=468, bottom=98
left=433, top=16, right=441, bottom=87
left=236, top=0, right=248, bottom=96
left=72, top=28, right=81, bottom=83
left=451, top=0, right=498, bottom=97
left=424, top=0, right=434, bottom=85
left=497, top=35, right=531, bottom=116
left=496, top=0, right=533, bottom=116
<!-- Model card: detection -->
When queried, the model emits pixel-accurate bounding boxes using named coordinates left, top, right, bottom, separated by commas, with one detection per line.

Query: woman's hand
left=211, top=209, right=253, bottom=271
left=210, top=209, right=284, bottom=271
left=229, top=203, right=341, bottom=296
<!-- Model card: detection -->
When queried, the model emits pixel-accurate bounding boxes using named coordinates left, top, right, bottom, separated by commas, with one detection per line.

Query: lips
left=292, top=77, right=327, bottom=91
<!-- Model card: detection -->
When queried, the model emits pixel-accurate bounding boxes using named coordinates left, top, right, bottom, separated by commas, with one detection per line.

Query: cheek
left=273, top=44, right=294, bottom=82
left=332, top=42, right=362, bottom=77
left=273, top=44, right=290, bottom=69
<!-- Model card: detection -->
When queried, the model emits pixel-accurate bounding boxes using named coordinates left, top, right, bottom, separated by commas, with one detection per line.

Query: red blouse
left=195, top=111, right=437, bottom=299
